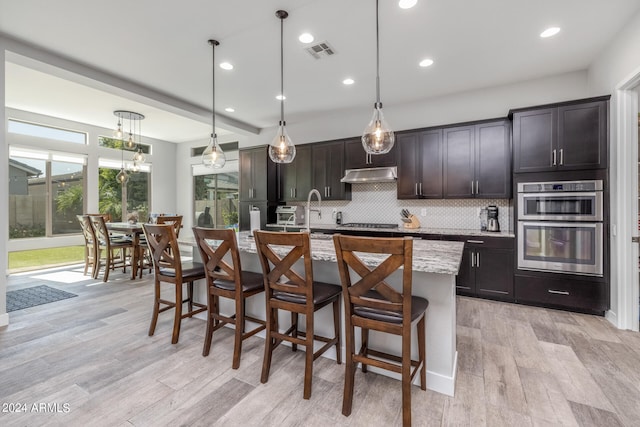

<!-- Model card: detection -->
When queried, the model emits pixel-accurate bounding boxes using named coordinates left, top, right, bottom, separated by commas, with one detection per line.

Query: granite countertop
left=266, top=223, right=515, bottom=238
left=237, top=231, right=463, bottom=275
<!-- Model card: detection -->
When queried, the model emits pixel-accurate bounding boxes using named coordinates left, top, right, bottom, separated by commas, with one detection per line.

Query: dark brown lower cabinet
left=453, top=236, right=514, bottom=301
left=514, top=274, right=608, bottom=315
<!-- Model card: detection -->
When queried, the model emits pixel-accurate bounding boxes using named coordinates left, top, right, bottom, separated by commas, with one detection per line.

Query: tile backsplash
left=289, top=182, right=513, bottom=231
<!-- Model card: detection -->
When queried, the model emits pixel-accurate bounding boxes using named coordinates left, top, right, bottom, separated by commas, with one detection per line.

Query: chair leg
left=303, top=309, right=314, bottom=399
left=342, top=321, right=356, bottom=417
left=291, top=311, right=298, bottom=352
left=102, top=248, right=111, bottom=282
left=148, top=279, right=161, bottom=336
left=361, top=328, right=369, bottom=373
left=232, top=295, right=244, bottom=369
left=202, top=289, right=214, bottom=356
left=261, top=305, right=275, bottom=384
left=332, top=298, right=342, bottom=364
left=418, top=315, right=427, bottom=390
left=93, top=248, right=102, bottom=280
left=401, top=327, right=412, bottom=427
left=171, top=283, right=183, bottom=344
left=187, top=282, right=194, bottom=313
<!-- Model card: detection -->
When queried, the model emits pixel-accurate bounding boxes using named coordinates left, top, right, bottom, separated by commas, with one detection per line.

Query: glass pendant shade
left=116, top=168, right=129, bottom=185
left=202, top=133, right=226, bottom=168
left=132, top=148, right=146, bottom=165
left=362, top=104, right=395, bottom=154
left=126, top=134, right=136, bottom=149
left=113, top=120, right=123, bottom=139
left=268, top=122, right=296, bottom=163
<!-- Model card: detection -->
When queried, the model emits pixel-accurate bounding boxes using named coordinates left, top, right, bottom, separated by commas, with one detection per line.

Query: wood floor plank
left=2, top=266, right=640, bottom=426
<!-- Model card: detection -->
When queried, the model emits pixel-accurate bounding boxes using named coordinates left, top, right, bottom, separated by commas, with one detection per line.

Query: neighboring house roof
left=9, top=159, right=42, bottom=177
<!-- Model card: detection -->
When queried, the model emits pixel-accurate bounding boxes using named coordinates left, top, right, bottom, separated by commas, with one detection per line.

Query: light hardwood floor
left=1, top=265, right=639, bottom=426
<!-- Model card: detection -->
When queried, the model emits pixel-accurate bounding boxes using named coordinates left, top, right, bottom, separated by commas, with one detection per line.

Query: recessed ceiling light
left=276, top=94, right=286, bottom=101
left=343, top=78, right=355, bottom=85
left=225, top=107, right=235, bottom=113
left=419, top=58, right=434, bottom=67
left=399, top=0, right=417, bottom=9
left=540, top=27, right=561, bottom=38
left=299, top=33, right=314, bottom=44
left=219, top=62, right=233, bottom=70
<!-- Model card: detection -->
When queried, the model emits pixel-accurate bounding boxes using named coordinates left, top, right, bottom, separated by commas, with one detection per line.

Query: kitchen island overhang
left=185, top=231, right=464, bottom=396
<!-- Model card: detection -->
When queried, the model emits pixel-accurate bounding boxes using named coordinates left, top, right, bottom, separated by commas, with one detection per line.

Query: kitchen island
left=185, top=231, right=464, bottom=396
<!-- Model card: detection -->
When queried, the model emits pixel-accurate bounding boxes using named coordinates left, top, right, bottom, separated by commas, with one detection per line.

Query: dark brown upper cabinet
left=512, top=97, right=608, bottom=173
left=443, top=120, right=511, bottom=199
left=344, top=137, right=397, bottom=169
left=397, top=129, right=443, bottom=199
left=312, top=140, right=351, bottom=200
left=280, top=144, right=312, bottom=202
left=239, top=146, right=278, bottom=202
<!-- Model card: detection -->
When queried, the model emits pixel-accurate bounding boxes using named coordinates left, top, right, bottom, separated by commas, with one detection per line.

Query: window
left=194, top=172, right=238, bottom=228
left=98, top=136, right=151, bottom=154
left=98, top=160, right=150, bottom=222
left=8, top=119, right=87, bottom=144
left=9, top=149, right=86, bottom=238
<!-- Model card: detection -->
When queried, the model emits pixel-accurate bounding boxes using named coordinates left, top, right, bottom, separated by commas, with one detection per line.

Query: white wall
left=587, top=9, right=640, bottom=328
left=242, top=70, right=591, bottom=148
left=1, top=42, right=9, bottom=326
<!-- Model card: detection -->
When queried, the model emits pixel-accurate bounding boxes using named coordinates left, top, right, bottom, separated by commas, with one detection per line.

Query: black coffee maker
left=486, top=205, right=500, bottom=232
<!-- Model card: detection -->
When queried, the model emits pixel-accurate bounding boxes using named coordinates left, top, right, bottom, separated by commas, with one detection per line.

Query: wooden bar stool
left=192, top=227, right=266, bottom=369
left=143, top=223, right=207, bottom=344
left=333, top=234, right=428, bottom=427
left=253, top=230, right=342, bottom=400
left=89, top=215, right=135, bottom=282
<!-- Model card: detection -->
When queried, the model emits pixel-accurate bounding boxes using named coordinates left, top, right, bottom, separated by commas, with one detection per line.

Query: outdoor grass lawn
left=9, top=246, right=85, bottom=271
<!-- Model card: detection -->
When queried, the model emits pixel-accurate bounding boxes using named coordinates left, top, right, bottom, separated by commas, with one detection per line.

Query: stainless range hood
left=340, top=166, right=397, bottom=184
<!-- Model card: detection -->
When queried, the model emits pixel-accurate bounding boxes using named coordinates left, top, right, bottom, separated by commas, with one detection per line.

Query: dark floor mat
left=7, top=285, right=78, bottom=312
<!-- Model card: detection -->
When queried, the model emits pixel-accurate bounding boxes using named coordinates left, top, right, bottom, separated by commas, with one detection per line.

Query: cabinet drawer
left=443, top=235, right=514, bottom=249
left=514, top=274, right=608, bottom=313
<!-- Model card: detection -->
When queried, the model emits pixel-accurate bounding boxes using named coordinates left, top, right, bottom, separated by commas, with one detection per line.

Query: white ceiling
left=2, top=0, right=640, bottom=143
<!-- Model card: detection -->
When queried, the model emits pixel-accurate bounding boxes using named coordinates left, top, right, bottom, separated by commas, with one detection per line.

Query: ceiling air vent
left=306, top=41, right=336, bottom=59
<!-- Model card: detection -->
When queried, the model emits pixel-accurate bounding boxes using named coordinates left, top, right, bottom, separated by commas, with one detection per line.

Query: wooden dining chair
left=89, top=215, right=135, bottom=282
left=253, top=230, right=341, bottom=400
left=143, top=223, right=207, bottom=344
left=157, top=215, right=183, bottom=237
left=332, top=234, right=428, bottom=427
left=77, top=215, right=97, bottom=277
left=193, top=227, right=266, bottom=368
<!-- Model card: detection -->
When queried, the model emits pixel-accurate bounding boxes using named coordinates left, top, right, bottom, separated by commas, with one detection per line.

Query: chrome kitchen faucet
left=306, top=189, right=322, bottom=231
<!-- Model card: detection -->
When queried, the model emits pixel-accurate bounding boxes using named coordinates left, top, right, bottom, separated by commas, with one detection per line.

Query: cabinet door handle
left=559, top=149, right=564, bottom=165
left=471, top=253, right=475, bottom=268
left=328, top=186, right=331, bottom=198
left=548, top=289, right=569, bottom=295
left=476, top=252, right=479, bottom=268
left=419, top=182, right=423, bottom=195
left=470, top=181, right=474, bottom=195
left=466, top=240, right=484, bottom=244
left=475, top=180, right=479, bottom=195
left=415, top=183, right=418, bottom=196
left=552, top=149, right=557, bottom=166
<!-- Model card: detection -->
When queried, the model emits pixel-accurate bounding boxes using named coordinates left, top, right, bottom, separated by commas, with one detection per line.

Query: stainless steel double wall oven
left=517, top=179, right=604, bottom=276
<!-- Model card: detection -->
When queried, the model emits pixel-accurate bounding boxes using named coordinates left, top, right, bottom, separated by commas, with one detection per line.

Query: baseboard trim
left=0, top=312, right=9, bottom=327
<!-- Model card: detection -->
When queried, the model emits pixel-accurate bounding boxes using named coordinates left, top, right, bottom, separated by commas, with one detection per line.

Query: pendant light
left=268, top=10, right=296, bottom=164
left=116, top=138, right=129, bottom=185
left=362, top=0, right=395, bottom=155
left=202, top=39, right=226, bottom=169
left=132, top=118, right=146, bottom=168
left=113, top=110, right=144, bottom=184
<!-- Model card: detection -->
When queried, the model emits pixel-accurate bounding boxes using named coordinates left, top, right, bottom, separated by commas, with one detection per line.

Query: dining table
left=106, top=222, right=146, bottom=279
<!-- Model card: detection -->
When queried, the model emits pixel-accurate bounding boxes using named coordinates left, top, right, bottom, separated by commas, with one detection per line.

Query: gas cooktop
left=340, top=223, right=399, bottom=229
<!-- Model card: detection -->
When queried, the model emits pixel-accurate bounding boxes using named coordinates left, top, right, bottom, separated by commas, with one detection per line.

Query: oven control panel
left=518, top=180, right=602, bottom=193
